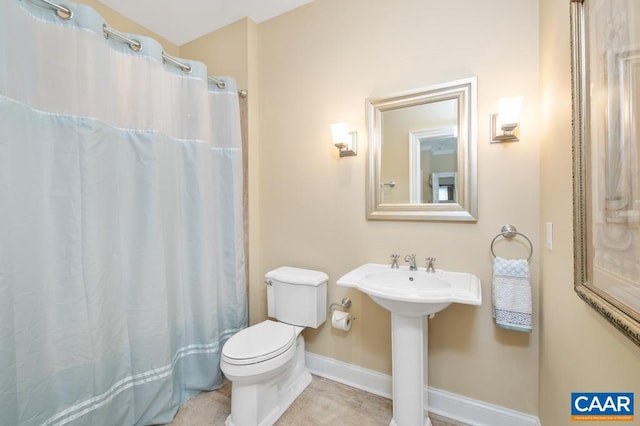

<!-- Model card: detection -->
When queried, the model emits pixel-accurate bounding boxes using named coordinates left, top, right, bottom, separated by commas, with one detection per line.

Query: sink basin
left=336, top=263, right=482, bottom=316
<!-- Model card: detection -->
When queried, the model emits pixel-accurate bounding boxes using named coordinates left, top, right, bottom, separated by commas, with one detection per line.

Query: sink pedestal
left=390, top=313, right=431, bottom=426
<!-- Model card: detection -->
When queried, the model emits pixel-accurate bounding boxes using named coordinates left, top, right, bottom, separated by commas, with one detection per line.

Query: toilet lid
left=222, top=320, right=296, bottom=365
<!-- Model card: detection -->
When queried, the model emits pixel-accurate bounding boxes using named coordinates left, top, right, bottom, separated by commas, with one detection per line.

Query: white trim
left=305, top=352, right=540, bottom=426
left=305, top=351, right=392, bottom=399
left=428, top=387, right=541, bottom=426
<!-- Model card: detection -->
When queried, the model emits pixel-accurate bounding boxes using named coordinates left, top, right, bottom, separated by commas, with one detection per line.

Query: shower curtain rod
left=24, top=0, right=247, bottom=97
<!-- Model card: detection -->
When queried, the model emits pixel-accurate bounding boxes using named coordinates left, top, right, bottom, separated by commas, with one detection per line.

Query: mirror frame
left=365, top=77, right=478, bottom=221
left=571, top=0, right=640, bottom=347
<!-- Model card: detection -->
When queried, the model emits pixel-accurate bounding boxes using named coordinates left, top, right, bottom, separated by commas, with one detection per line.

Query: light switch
left=546, top=222, right=553, bottom=251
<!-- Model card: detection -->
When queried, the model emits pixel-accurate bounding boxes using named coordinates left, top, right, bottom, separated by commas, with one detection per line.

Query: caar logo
left=571, top=393, right=634, bottom=421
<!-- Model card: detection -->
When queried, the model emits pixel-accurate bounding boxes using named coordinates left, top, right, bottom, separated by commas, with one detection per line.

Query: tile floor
left=167, top=375, right=470, bottom=426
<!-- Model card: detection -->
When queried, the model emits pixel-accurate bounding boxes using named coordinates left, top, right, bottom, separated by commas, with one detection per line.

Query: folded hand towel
left=492, top=256, right=532, bottom=333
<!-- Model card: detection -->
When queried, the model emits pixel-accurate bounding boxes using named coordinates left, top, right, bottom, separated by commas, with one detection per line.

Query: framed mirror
left=365, top=77, right=477, bottom=221
left=571, top=0, right=640, bottom=346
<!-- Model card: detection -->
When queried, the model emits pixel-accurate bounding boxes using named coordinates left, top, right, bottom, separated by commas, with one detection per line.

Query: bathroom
left=2, top=0, right=640, bottom=425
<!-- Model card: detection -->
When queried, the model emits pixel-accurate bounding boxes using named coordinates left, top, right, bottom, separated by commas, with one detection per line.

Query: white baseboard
left=427, top=387, right=542, bottom=426
left=305, top=351, right=392, bottom=399
left=305, top=352, right=541, bottom=426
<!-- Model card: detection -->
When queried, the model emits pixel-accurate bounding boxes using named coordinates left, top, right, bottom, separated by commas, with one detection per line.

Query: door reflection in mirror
left=381, top=99, right=458, bottom=204
left=409, top=127, right=458, bottom=203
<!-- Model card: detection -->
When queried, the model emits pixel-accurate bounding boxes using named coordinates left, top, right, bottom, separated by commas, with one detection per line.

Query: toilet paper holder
left=329, top=297, right=355, bottom=320
left=329, top=297, right=352, bottom=312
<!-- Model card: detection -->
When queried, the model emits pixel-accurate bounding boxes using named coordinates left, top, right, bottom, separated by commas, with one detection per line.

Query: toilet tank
left=266, top=266, right=328, bottom=328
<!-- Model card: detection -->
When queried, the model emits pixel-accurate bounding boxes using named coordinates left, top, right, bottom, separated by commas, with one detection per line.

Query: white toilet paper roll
left=331, top=310, right=352, bottom=331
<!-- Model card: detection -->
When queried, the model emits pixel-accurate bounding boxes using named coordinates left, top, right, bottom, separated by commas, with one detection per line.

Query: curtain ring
left=27, top=0, right=73, bottom=20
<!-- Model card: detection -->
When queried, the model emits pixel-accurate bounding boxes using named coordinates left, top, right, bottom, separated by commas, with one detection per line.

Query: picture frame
left=571, top=0, right=640, bottom=347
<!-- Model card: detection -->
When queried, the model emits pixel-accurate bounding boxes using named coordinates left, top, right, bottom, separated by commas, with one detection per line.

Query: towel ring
left=490, top=224, right=533, bottom=261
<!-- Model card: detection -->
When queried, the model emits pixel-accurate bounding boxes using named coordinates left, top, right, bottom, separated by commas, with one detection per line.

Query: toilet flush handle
left=265, top=280, right=273, bottom=286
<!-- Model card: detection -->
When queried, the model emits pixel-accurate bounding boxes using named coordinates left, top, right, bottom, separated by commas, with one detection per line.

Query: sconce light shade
left=331, top=123, right=357, bottom=157
left=491, top=96, right=524, bottom=143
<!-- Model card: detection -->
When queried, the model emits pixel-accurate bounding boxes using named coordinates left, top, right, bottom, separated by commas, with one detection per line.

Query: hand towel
left=492, top=256, right=532, bottom=333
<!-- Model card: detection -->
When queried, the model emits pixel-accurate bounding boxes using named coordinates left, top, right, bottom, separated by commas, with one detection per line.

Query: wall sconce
left=331, top=123, right=357, bottom=157
left=491, top=96, right=524, bottom=143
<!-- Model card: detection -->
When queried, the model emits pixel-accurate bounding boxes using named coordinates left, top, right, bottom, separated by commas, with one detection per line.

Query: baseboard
left=305, top=352, right=541, bottom=426
left=427, top=387, right=541, bottom=426
left=304, top=351, right=393, bottom=399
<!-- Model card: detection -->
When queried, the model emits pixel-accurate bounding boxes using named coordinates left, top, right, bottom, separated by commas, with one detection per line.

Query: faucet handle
left=425, top=257, right=437, bottom=272
left=390, top=254, right=400, bottom=269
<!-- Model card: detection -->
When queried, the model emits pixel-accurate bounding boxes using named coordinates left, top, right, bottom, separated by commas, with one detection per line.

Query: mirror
left=366, top=77, right=477, bottom=221
left=572, top=0, right=640, bottom=346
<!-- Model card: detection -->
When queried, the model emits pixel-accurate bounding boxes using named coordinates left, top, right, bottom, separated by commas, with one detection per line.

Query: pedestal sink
left=337, top=263, right=482, bottom=426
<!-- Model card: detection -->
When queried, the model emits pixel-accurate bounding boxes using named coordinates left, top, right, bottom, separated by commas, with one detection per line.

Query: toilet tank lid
left=266, top=266, right=328, bottom=286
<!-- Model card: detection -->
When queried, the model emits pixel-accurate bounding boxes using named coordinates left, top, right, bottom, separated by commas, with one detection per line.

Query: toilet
left=220, top=266, right=328, bottom=426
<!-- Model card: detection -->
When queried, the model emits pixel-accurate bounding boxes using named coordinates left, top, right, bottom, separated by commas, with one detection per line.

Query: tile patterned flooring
left=167, top=375, right=470, bottom=426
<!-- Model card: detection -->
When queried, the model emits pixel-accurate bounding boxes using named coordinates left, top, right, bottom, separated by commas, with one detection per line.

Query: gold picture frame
left=571, top=0, right=640, bottom=347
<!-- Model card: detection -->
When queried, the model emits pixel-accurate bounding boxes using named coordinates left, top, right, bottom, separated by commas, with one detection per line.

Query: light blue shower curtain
left=0, top=1, right=247, bottom=425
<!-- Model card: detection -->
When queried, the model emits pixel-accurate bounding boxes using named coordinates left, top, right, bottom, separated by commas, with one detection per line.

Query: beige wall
left=180, top=19, right=251, bottom=90
left=253, top=0, right=541, bottom=415
left=538, top=0, right=640, bottom=424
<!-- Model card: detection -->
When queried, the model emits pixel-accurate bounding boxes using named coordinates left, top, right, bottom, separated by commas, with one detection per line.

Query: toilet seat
left=222, top=320, right=296, bottom=365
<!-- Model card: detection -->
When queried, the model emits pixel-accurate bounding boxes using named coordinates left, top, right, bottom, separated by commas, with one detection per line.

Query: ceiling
left=96, top=0, right=316, bottom=46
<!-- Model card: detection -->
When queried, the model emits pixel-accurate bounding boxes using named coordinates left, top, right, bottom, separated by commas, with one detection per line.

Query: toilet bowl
left=220, top=266, right=328, bottom=426
left=221, top=321, right=309, bottom=426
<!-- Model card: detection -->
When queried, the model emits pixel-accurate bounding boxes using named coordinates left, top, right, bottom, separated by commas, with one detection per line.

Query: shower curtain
left=0, top=1, right=247, bottom=425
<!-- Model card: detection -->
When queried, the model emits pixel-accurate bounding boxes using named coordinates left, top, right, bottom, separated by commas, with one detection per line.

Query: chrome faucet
left=425, top=257, right=436, bottom=273
left=390, top=254, right=400, bottom=269
left=404, top=254, right=417, bottom=271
